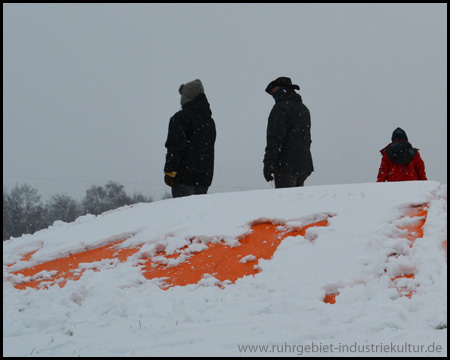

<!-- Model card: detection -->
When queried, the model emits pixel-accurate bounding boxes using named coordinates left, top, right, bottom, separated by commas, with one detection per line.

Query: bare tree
left=4, top=181, right=155, bottom=240
left=45, top=194, right=81, bottom=224
left=3, top=184, right=46, bottom=239
left=81, top=184, right=109, bottom=215
left=81, top=181, right=153, bottom=215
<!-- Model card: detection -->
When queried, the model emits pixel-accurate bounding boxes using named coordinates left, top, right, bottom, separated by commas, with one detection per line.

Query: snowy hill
left=3, top=181, right=447, bottom=357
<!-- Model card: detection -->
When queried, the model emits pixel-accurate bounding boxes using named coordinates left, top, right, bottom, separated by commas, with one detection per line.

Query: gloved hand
left=263, top=165, right=274, bottom=182
left=164, top=172, right=177, bottom=187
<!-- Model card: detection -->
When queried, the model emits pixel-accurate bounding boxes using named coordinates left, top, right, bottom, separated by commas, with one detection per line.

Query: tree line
left=3, top=181, right=166, bottom=241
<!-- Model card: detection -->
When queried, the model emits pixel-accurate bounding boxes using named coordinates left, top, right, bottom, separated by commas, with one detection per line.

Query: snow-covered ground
left=3, top=181, right=447, bottom=357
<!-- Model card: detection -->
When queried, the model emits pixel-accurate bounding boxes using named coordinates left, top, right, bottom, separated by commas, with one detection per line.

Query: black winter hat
left=391, top=127, right=409, bottom=142
left=265, top=77, right=300, bottom=94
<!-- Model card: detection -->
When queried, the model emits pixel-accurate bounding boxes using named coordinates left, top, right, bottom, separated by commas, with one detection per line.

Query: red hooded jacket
left=377, top=140, right=427, bottom=182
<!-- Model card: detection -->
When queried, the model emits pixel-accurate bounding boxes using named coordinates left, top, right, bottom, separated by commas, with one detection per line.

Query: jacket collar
left=272, top=88, right=302, bottom=103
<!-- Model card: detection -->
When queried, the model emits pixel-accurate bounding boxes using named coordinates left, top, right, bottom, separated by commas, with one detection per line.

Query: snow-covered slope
left=3, top=181, right=447, bottom=357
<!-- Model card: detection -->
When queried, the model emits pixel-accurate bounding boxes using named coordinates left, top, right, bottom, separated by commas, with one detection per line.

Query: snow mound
left=3, top=181, right=447, bottom=357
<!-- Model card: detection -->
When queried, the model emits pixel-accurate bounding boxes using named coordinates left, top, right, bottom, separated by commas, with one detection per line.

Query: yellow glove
left=164, top=172, right=177, bottom=187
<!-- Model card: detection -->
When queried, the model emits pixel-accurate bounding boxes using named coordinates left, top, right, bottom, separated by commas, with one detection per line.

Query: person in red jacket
left=377, top=127, right=427, bottom=182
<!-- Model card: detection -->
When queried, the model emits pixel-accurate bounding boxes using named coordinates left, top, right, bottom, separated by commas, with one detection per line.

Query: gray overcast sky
left=3, top=3, right=447, bottom=202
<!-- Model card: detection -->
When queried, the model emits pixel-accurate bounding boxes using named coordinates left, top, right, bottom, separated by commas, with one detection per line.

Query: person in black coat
left=263, top=77, right=314, bottom=188
left=164, top=79, right=216, bottom=198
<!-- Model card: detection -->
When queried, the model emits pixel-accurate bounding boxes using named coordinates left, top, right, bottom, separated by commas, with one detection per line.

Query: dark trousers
left=172, top=183, right=209, bottom=198
left=274, top=172, right=309, bottom=189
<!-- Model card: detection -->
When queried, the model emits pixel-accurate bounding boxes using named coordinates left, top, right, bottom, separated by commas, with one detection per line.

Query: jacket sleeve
left=414, top=152, right=427, bottom=180
left=377, top=153, right=390, bottom=182
left=164, top=114, right=187, bottom=173
left=263, top=105, right=288, bottom=169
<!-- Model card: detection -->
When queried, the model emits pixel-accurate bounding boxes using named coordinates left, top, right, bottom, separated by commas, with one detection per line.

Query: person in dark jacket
left=263, top=77, right=314, bottom=188
left=377, top=127, right=427, bottom=182
left=164, top=79, right=216, bottom=198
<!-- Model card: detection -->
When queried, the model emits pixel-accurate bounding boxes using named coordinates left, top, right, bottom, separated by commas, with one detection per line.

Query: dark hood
left=383, top=140, right=417, bottom=165
left=391, top=127, right=408, bottom=142
left=182, top=93, right=212, bottom=118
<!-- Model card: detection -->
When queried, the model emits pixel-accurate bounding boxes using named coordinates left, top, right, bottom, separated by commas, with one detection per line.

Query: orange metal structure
left=324, top=204, right=430, bottom=304
left=9, top=219, right=329, bottom=291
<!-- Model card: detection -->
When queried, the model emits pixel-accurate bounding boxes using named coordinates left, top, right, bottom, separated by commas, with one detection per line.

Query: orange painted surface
left=12, top=239, right=141, bottom=290
left=323, top=204, right=429, bottom=304
left=390, top=274, right=415, bottom=298
left=19, top=249, right=40, bottom=262
left=142, top=220, right=330, bottom=288
left=390, top=273, right=415, bottom=281
left=10, top=219, right=330, bottom=291
left=6, top=249, right=40, bottom=268
left=397, top=205, right=428, bottom=245
left=389, top=205, right=427, bottom=298
left=323, top=292, right=339, bottom=304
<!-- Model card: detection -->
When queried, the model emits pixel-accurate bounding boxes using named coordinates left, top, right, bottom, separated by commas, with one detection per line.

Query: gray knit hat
left=179, top=79, right=204, bottom=106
